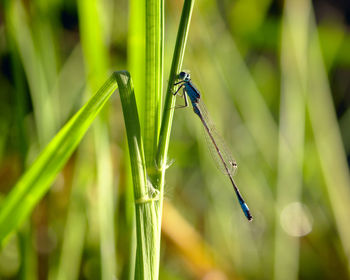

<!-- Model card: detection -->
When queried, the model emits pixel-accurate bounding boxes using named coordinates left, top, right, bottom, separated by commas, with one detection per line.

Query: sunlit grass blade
left=77, top=0, right=115, bottom=278
left=143, top=0, right=163, bottom=170
left=128, top=0, right=146, bottom=116
left=18, top=225, right=36, bottom=280
left=156, top=0, right=195, bottom=178
left=126, top=1, right=146, bottom=277
left=114, top=72, right=154, bottom=279
left=56, top=148, right=92, bottom=280
left=307, top=6, right=350, bottom=272
left=135, top=0, right=164, bottom=278
left=153, top=0, right=195, bottom=277
left=0, top=74, right=119, bottom=245
left=274, top=0, right=308, bottom=278
left=77, top=0, right=108, bottom=88
left=7, top=0, right=58, bottom=145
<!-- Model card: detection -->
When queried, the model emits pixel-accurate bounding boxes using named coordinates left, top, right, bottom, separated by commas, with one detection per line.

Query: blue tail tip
left=241, top=202, right=253, bottom=221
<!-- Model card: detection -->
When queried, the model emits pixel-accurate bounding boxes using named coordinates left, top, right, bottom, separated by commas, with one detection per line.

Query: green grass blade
left=114, top=72, right=153, bottom=279
left=128, top=0, right=146, bottom=118
left=149, top=2, right=196, bottom=275
left=143, top=0, right=163, bottom=169
left=7, top=0, right=58, bottom=145
left=154, top=1, right=195, bottom=276
left=126, top=1, right=146, bottom=276
left=0, top=74, right=118, bottom=245
left=56, top=147, right=92, bottom=280
left=115, top=71, right=146, bottom=211
left=307, top=7, right=350, bottom=272
left=18, top=225, right=36, bottom=280
left=77, top=1, right=116, bottom=278
left=274, top=0, right=308, bottom=278
left=156, top=0, right=195, bottom=180
left=77, top=0, right=108, bottom=88
left=94, top=123, right=116, bottom=279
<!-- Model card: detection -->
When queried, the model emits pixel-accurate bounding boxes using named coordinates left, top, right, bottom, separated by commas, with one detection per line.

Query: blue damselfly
left=174, top=71, right=253, bottom=221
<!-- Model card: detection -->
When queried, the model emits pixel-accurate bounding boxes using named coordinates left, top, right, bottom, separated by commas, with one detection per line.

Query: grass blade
left=274, top=0, right=308, bottom=278
left=0, top=74, right=118, bottom=245
left=156, top=0, right=196, bottom=180
left=114, top=72, right=153, bottom=279
left=143, top=0, right=163, bottom=169
left=307, top=7, right=350, bottom=273
left=77, top=0, right=116, bottom=278
left=7, top=0, right=59, bottom=145
left=128, top=0, right=146, bottom=116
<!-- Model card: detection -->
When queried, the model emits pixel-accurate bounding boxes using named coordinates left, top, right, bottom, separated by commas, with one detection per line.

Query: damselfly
left=173, top=71, right=253, bottom=221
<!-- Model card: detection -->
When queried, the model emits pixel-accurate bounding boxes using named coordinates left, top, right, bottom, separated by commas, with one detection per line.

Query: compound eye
left=178, top=71, right=190, bottom=81
left=178, top=72, right=186, bottom=79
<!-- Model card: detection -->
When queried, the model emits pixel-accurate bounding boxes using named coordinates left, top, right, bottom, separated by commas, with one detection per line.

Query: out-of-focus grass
left=6, top=0, right=59, bottom=146
left=0, top=0, right=350, bottom=279
left=77, top=0, right=116, bottom=279
left=0, top=73, right=118, bottom=246
left=166, top=0, right=350, bottom=279
left=274, top=1, right=308, bottom=279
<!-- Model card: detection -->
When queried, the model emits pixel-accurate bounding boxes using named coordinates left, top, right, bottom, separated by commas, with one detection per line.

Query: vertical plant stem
left=128, top=0, right=146, bottom=119
left=114, top=72, right=156, bottom=279
left=138, top=0, right=196, bottom=277
left=127, top=1, right=146, bottom=277
left=132, top=0, right=164, bottom=278
left=156, top=0, right=195, bottom=170
left=155, top=0, right=196, bottom=248
left=144, top=0, right=163, bottom=169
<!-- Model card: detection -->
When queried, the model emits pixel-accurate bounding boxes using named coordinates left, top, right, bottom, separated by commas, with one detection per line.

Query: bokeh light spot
left=280, top=202, right=313, bottom=237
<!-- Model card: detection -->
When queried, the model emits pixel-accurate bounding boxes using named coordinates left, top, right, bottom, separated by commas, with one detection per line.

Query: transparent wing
left=194, top=101, right=237, bottom=176
left=191, top=97, right=252, bottom=221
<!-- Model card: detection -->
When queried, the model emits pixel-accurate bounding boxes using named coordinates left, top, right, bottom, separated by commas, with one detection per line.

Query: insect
left=173, top=71, right=253, bottom=221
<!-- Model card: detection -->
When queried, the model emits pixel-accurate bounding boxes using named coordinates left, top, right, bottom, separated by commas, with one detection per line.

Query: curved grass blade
left=0, top=74, right=119, bottom=245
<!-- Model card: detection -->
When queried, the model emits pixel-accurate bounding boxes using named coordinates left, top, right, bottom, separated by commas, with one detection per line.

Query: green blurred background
left=1, top=0, right=350, bottom=279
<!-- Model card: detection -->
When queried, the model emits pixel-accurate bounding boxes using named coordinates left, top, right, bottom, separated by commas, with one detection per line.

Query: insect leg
left=173, top=84, right=184, bottom=96
left=174, top=80, right=186, bottom=86
left=175, top=88, right=189, bottom=109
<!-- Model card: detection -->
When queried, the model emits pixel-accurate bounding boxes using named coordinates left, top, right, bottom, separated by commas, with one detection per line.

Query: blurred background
left=1, top=0, right=350, bottom=279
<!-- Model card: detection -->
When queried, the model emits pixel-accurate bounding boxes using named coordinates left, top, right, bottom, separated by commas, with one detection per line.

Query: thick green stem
left=115, top=72, right=159, bottom=279
left=156, top=0, right=195, bottom=171
left=144, top=0, right=163, bottom=169
left=156, top=0, right=195, bottom=276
